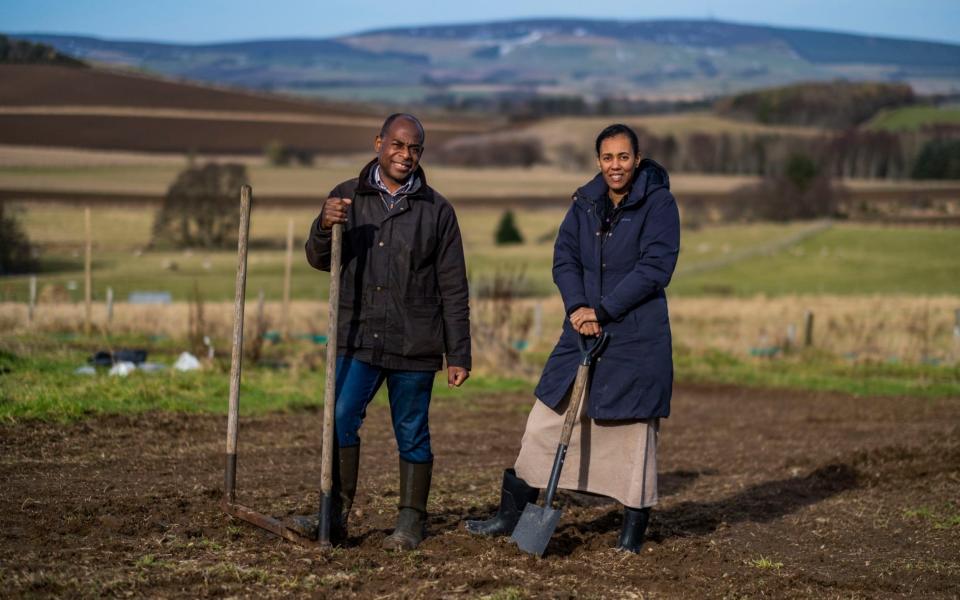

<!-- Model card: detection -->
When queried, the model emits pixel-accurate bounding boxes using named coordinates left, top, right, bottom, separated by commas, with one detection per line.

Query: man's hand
left=321, top=197, right=351, bottom=229
left=447, top=366, right=469, bottom=388
left=570, top=307, right=602, bottom=337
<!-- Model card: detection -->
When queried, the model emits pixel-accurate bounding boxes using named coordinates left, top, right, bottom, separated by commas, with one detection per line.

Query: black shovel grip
left=577, top=331, right=609, bottom=366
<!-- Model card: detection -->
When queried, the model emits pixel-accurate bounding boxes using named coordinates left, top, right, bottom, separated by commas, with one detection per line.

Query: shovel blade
left=510, top=503, right=563, bottom=557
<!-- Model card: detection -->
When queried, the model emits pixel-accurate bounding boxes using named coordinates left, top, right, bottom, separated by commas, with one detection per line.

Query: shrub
left=0, top=202, right=37, bottom=275
left=737, top=153, right=842, bottom=221
left=432, top=134, right=545, bottom=167
left=912, top=139, right=960, bottom=179
left=152, top=163, right=250, bottom=249
left=264, top=140, right=313, bottom=167
left=494, top=210, right=524, bottom=245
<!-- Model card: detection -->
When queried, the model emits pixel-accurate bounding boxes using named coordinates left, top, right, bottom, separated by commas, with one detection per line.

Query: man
left=290, top=113, right=471, bottom=551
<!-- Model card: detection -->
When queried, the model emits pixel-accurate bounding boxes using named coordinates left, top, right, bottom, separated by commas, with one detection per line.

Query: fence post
left=282, top=217, right=294, bottom=340
left=804, top=310, right=814, bottom=347
left=106, top=286, right=114, bottom=325
left=84, top=206, right=92, bottom=335
left=532, top=302, right=543, bottom=346
left=28, top=275, right=37, bottom=324
left=954, top=309, right=960, bottom=343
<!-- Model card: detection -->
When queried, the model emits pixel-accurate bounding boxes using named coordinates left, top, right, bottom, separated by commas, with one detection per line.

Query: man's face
left=375, top=118, right=424, bottom=189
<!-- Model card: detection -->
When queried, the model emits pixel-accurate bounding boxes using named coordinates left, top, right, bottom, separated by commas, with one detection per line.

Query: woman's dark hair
left=595, top=123, right=639, bottom=156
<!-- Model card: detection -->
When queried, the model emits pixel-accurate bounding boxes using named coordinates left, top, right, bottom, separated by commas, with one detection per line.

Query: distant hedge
left=912, top=139, right=960, bottom=179
left=715, top=81, right=914, bottom=129
left=0, top=35, right=86, bottom=67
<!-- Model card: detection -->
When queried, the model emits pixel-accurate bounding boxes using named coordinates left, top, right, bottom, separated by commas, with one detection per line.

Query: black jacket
left=305, top=160, right=471, bottom=372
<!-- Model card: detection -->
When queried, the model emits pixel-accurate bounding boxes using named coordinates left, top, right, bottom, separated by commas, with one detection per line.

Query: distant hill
left=13, top=19, right=960, bottom=103
left=0, top=65, right=492, bottom=153
left=0, top=34, right=85, bottom=67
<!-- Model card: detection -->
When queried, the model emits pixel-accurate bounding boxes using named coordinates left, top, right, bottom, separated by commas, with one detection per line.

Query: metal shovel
left=511, top=331, right=609, bottom=557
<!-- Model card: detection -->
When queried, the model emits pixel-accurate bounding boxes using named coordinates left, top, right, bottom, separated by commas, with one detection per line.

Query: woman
left=465, top=124, right=680, bottom=552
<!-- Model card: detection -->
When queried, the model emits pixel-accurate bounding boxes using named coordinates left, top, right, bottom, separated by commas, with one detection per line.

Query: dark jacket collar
left=575, top=158, right=670, bottom=210
left=355, top=158, right=430, bottom=199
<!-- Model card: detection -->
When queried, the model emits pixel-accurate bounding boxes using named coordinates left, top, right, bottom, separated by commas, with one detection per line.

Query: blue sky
left=4, top=0, right=960, bottom=45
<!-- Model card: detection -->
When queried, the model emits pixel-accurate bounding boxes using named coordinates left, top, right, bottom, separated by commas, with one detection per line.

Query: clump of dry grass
left=3, top=294, right=959, bottom=365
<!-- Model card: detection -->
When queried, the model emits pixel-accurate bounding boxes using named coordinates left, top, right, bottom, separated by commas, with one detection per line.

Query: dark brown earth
left=1, top=383, right=959, bottom=598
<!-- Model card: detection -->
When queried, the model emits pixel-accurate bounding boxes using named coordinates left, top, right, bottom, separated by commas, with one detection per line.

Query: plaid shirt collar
left=371, top=165, right=420, bottom=208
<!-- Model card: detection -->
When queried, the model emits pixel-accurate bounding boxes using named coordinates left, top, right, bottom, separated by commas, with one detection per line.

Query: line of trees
left=554, top=125, right=960, bottom=180
left=714, top=81, right=915, bottom=129
left=0, top=35, right=86, bottom=67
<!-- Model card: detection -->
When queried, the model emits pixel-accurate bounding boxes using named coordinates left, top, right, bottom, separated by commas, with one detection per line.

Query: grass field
left=670, top=225, right=960, bottom=296
left=2, top=325, right=957, bottom=423
left=3, top=201, right=959, bottom=303
left=866, top=105, right=960, bottom=132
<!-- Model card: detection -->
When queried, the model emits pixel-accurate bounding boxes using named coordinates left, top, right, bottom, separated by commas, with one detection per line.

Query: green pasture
left=866, top=105, right=960, bottom=132
left=2, top=200, right=959, bottom=300
left=0, top=337, right=531, bottom=423
left=671, top=225, right=960, bottom=296
left=2, top=334, right=957, bottom=423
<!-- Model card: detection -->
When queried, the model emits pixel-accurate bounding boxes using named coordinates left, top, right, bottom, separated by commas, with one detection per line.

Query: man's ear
left=374, top=136, right=383, bottom=153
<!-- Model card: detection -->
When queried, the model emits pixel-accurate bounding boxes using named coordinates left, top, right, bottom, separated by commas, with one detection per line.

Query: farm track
left=1, top=383, right=958, bottom=598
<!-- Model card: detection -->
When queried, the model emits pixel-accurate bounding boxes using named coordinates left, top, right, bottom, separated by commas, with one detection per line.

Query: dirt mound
left=1, top=385, right=959, bottom=597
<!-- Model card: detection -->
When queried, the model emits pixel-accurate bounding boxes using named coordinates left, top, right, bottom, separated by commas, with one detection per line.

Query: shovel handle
left=559, top=332, right=608, bottom=444
left=318, top=223, right=342, bottom=545
left=559, top=362, right=589, bottom=448
left=321, top=223, right=342, bottom=495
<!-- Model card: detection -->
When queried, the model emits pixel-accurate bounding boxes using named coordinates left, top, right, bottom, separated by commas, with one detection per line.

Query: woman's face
left=596, top=134, right=640, bottom=195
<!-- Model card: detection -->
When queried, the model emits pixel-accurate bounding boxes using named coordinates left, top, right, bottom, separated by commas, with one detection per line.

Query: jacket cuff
left=595, top=305, right=612, bottom=325
left=446, top=356, right=471, bottom=370
left=566, top=303, right=588, bottom=317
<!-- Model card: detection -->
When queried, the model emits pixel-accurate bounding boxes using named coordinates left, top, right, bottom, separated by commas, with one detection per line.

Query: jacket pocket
left=402, top=296, right=444, bottom=357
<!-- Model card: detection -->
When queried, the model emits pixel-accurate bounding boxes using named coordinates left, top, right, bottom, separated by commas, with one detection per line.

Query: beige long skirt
left=514, top=391, right=659, bottom=509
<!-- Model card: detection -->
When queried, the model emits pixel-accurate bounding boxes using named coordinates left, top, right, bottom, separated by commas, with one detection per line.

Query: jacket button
left=595, top=232, right=600, bottom=236
left=376, top=286, right=382, bottom=291
left=373, top=333, right=379, bottom=338
left=378, top=241, right=384, bottom=247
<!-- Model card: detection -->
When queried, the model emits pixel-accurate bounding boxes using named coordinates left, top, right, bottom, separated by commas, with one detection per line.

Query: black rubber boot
left=382, top=459, right=432, bottom=551
left=616, top=506, right=650, bottom=553
left=464, top=469, right=539, bottom=537
left=285, top=444, right=360, bottom=543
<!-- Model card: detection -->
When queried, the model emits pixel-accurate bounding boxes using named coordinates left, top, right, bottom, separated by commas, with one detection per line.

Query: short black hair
left=595, top=123, right=639, bottom=156
left=379, top=113, right=425, bottom=144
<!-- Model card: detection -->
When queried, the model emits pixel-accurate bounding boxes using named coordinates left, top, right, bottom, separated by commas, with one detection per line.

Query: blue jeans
left=334, top=355, right=436, bottom=463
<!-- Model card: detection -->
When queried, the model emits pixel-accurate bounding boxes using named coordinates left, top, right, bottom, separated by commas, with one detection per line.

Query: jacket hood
left=575, top=158, right=670, bottom=209
left=355, top=158, right=430, bottom=198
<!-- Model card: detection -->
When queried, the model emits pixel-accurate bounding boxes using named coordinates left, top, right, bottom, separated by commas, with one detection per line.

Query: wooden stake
left=225, top=185, right=252, bottom=504
left=282, top=217, right=294, bottom=340
left=28, top=275, right=36, bottom=324
left=106, top=286, right=114, bottom=325
left=84, top=206, right=92, bottom=335
left=804, top=310, right=814, bottom=347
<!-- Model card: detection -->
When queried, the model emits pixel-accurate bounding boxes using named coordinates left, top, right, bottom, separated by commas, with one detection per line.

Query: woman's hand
left=570, top=307, right=602, bottom=337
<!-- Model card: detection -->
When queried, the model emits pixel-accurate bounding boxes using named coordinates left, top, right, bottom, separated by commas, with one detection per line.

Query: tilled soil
left=1, top=383, right=959, bottom=598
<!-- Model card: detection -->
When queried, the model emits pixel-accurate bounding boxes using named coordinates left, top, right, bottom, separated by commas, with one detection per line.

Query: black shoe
left=616, top=506, right=650, bottom=553
left=284, top=444, right=361, bottom=543
left=382, top=459, right=432, bottom=551
left=464, top=469, right=539, bottom=537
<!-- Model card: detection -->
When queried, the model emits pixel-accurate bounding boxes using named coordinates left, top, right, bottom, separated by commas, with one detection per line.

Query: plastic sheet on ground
left=173, top=352, right=201, bottom=372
